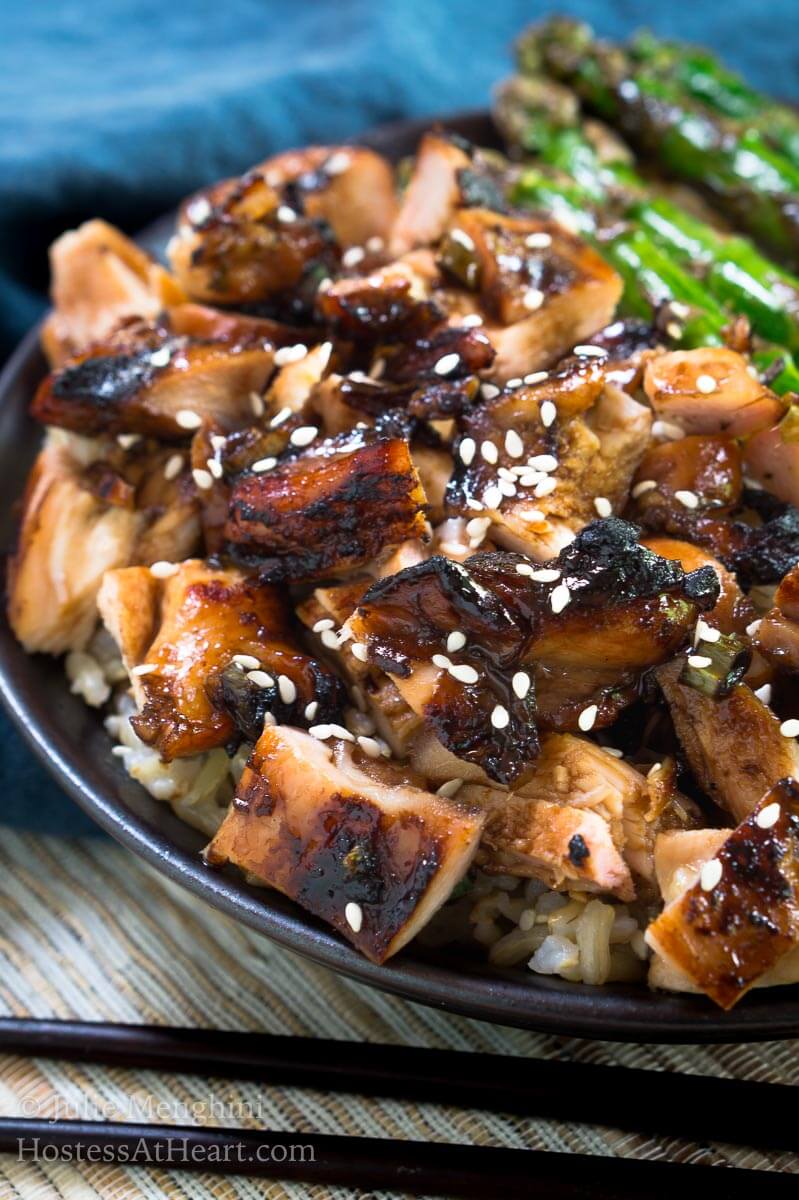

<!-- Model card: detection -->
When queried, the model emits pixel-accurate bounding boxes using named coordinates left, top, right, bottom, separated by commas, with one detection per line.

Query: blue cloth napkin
left=2, top=0, right=798, bottom=833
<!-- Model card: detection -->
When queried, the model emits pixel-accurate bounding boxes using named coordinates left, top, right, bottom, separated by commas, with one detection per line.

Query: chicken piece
left=316, top=266, right=441, bottom=344
left=265, top=341, right=333, bottom=418
left=167, top=302, right=315, bottom=349
left=168, top=172, right=337, bottom=306
left=643, top=347, right=784, bottom=437
left=744, top=417, right=799, bottom=508
left=620, top=757, right=703, bottom=884
left=447, top=359, right=650, bottom=561
left=41, top=220, right=184, bottom=367
left=389, top=132, right=473, bottom=256
left=7, top=437, right=146, bottom=654
left=641, top=537, right=755, bottom=635
left=205, top=725, right=485, bottom=963
left=756, top=562, right=799, bottom=672
left=33, top=333, right=276, bottom=440
left=225, top=435, right=428, bottom=582
left=656, top=657, right=799, bottom=823
left=646, top=780, right=799, bottom=1008
left=256, top=145, right=398, bottom=247
left=348, top=520, right=719, bottom=783
left=439, top=210, right=621, bottom=382
left=99, top=561, right=345, bottom=760
left=465, top=786, right=634, bottom=900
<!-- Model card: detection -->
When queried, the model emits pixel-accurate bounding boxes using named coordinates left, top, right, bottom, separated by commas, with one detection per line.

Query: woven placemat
left=0, top=829, right=795, bottom=1198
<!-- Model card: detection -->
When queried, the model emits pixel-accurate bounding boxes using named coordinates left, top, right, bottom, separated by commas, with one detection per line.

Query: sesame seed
left=304, top=700, right=319, bottom=720
left=131, top=663, right=157, bottom=676
left=665, top=321, right=684, bottom=340
left=273, top=344, right=307, bottom=366
left=466, top=498, right=484, bottom=511
left=515, top=562, right=534, bottom=577
left=696, top=374, right=717, bottom=394
left=687, top=655, right=713, bottom=669
left=652, top=419, right=684, bottom=441
left=447, top=631, right=466, bottom=653
left=499, top=480, right=517, bottom=498
left=434, top=352, right=460, bottom=376
left=262, top=711, right=277, bottom=727
left=670, top=302, right=691, bottom=320
left=207, top=457, right=223, bottom=479
left=700, top=859, right=723, bottom=891
left=449, top=227, right=475, bottom=251
left=211, top=434, right=227, bottom=452
left=325, top=150, right=351, bottom=175
left=342, top=245, right=366, bottom=268
left=647, top=762, right=662, bottom=778
left=269, top=405, right=293, bottom=426
left=192, top=468, right=213, bottom=490
left=578, top=704, right=598, bottom=732
left=252, top=457, right=277, bottom=473
left=530, top=568, right=561, bottom=582
left=505, top=430, right=525, bottom=458
left=540, top=399, right=557, bottom=427
left=369, top=357, right=386, bottom=380
left=757, top=801, right=782, bottom=829
left=746, top=619, right=762, bottom=637
left=277, top=675, right=297, bottom=704
left=534, top=477, right=557, bottom=498
left=525, top=231, right=552, bottom=249
left=276, top=205, right=297, bottom=223
left=491, top=704, right=510, bottom=729
left=675, top=490, right=699, bottom=509
left=149, top=561, right=179, bottom=579
left=480, top=441, right=498, bottom=465
left=176, top=409, right=202, bottom=430
left=150, top=345, right=172, bottom=367
left=250, top=391, right=265, bottom=417
left=248, top=670, right=275, bottom=689
left=461, top=312, right=483, bottom=327
left=482, top=485, right=503, bottom=510
left=232, top=654, right=260, bottom=670
left=695, top=620, right=721, bottom=645
left=309, top=724, right=332, bottom=740
left=498, top=467, right=516, bottom=481
left=604, top=747, right=624, bottom=758
left=780, top=718, right=799, bottom=738
left=313, top=618, right=335, bottom=632
left=351, top=643, right=368, bottom=662
left=527, top=454, right=558, bottom=473
left=290, top=425, right=319, bottom=447
left=523, top=287, right=545, bottom=311
left=465, top=516, right=491, bottom=546
left=755, top=683, right=772, bottom=704
left=481, top=383, right=500, bottom=400
left=437, top=778, right=463, bottom=798
left=573, top=344, right=607, bottom=357
left=117, top=433, right=140, bottom=450
left=366, top=235, right=384, bottom=253
left=524, top=508, right=546, bottom=523
left=512, top=671, right=531, bottom=699
left=594, top=496, right=612, bottom=518
left=459, top=437, right=476, bottom=466
left=550, top=583, right=571, bottom=614
left=345, top=901, right=363, bottom=932
left=328, top=723, right=355, bottom=742
left=164, top=454, right=184, bottom=480
left=631, top=479, right=656, bottom=499
left=450, top=663, right=479, bottom=685
left=357, top=735, right=383, bottom=759
left=506, top=378, right=523, bottom=389
left=320, top=629, right=339, bottom=650
left=432, top=654, right=452, bottom=670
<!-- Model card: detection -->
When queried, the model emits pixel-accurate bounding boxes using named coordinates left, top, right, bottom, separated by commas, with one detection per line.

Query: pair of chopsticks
left=0, top=1018, right=792, bottom=1196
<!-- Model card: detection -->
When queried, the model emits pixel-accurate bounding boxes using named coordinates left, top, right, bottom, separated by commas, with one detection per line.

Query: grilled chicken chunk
left=641, top=537, right=755, bottom=635
left=756, top=562, right=799, bottom=672
left=389, top=132, right=474, bottom=257
left=447, top=357, right=651, bottom=560
left=33, top=331, right=275, bottom=440
left=7, top=434, right=200, bottom=654
left=744, top=417, right=799, bottom=508
left=99, top=560, right=345, bottom=760
left=347, top=520, right=718, bottom=783
left=656, top=658, right=799, bottom=823
left=643, top=347, right=785, bottom=437
left=646, top=780, right=799, bottom=1008
left=225, top=435, right=428, bottom=582
left=41, top=220, right=184, bottom=367
left=205, top=725, right=485, bottom=963
left=256, top=145, right=398, bottom=247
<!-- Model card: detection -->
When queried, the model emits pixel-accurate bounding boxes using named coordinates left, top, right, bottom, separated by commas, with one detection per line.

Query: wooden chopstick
left=0, top=1119, right=792, bottom=1197
left=0, top=1017, right=793, bottom=1153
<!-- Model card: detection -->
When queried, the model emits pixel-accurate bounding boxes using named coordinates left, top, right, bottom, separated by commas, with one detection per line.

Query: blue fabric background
left=2, top=0, right=798, bottom=834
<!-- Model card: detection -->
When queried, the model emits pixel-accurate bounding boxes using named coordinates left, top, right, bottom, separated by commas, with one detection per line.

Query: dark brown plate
left=2, top=110, right=799, bottom=1041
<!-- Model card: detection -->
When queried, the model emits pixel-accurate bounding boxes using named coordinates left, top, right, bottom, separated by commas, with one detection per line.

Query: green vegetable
left=680, top=634, right=752, bottom=699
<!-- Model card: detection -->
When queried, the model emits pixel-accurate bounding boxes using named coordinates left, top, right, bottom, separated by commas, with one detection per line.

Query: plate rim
left=3, top=108, right=799, bottom=1042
